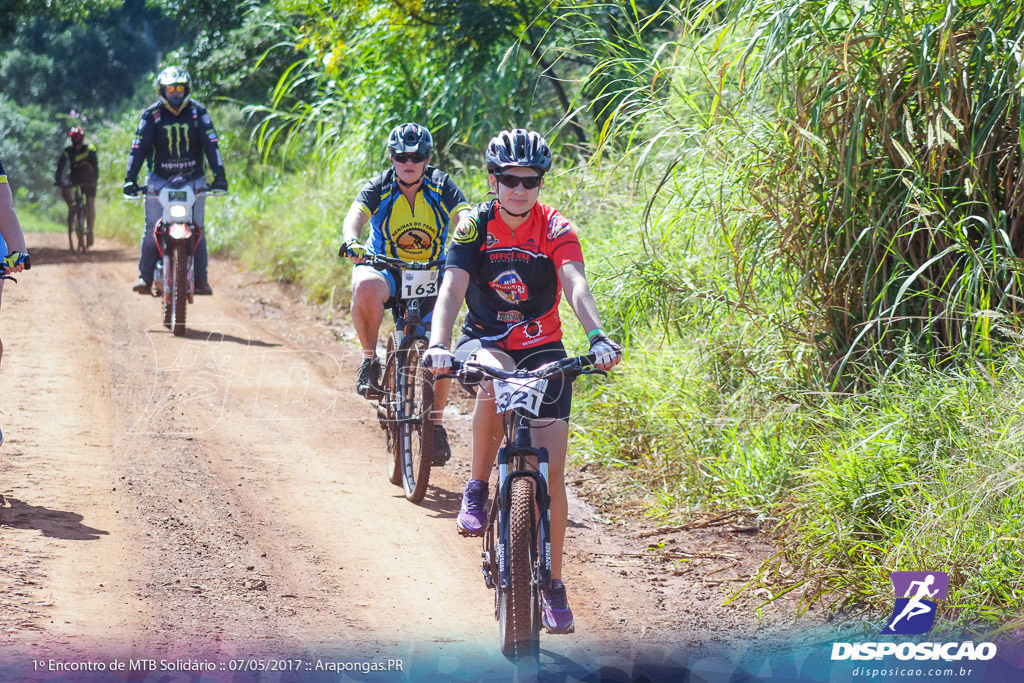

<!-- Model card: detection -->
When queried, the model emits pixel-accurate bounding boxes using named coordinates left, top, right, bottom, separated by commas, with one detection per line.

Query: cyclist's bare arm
left=341, top=202, right=370, bottom=260
left=426, top=267, right=470, bottom=375
left=0, top=181, right=27, bottom=259
left=558, top=261, right=618, bottom=370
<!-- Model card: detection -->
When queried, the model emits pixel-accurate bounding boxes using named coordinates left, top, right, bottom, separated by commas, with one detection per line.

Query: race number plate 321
left=400, top=269, right=439, bottom=299
left=493, top=377, right=548, bottom=416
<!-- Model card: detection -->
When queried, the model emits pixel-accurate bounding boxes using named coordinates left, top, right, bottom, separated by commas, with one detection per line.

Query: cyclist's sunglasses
left=392, top=153, right=427, bottom=164
left=493, top=173, right=543, bottom=190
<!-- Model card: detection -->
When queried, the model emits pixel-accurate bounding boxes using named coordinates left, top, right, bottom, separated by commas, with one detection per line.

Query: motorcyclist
left=55, top=126, right=99, bottom=245
left=123, top=65, right=228, bottom=296
left=339, top=122, right=470, bottom=464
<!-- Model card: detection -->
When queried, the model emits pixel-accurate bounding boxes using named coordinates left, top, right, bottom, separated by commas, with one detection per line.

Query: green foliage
left=770, top=368, right=1024, bottom=633
left=0, top=5, right=186, bottom=112
left=722, top=1, right=1024, bottom=373
left=0, top=99, right=69, bottom=203
left=0, top=0, right=120, bottom=38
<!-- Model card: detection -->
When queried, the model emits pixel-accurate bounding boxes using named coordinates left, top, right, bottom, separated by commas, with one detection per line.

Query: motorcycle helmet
left=156, top=66, right=191, bottom=114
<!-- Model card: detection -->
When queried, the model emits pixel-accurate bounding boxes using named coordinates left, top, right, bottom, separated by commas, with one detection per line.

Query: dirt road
left=0, top=233, right=808, bottom=681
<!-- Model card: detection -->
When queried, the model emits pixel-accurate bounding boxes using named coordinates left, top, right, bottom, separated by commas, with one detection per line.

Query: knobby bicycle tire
left=74, top=204, right=87, bottom=254
left=399, top=337, right=433, bottom=503
left=499, top=476, right=539, bottom=662
left=383, top=331, right=402, bottom=486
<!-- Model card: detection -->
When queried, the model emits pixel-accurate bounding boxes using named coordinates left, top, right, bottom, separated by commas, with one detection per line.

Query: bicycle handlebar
left=440, top=354, right=606, bottom=383
left=344, top=249, right=445, bottom=272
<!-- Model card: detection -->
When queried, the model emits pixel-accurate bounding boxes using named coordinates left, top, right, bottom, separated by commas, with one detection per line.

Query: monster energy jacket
left=55, top=143, right=99, bottom=185
left=123, top=99, right=226, bottom=184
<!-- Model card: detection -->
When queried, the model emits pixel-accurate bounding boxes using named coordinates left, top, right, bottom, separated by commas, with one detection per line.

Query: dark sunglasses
left=392, top=153, right=427, bottom=163
left=494, top=173, right=543, bottom=190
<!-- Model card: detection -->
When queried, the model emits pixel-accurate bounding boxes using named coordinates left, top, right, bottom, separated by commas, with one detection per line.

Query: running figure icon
left=881, top=571, right=949, bottom=635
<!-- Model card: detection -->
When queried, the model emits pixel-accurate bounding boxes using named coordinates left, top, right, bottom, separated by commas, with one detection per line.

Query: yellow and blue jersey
left=355, top=166, right=469, bottom=262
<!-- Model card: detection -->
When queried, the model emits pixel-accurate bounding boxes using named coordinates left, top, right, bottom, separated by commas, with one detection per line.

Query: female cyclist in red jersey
left=423, top=128, right=622, bottom=634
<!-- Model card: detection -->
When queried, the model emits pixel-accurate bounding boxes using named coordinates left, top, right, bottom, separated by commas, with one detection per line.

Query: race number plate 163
left=400, top=269, right=439, bottom=299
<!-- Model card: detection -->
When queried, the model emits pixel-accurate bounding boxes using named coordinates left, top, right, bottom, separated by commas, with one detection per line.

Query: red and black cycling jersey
left=446, top=198, right=584, bottom=350
left=124, top=99, right=226, bottom=183
left=55, top=143, right=99, bottom=185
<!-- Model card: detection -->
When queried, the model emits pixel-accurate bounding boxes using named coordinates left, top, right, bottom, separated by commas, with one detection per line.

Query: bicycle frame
left=492, top=411, right=552, bottom=593
left=68, top=185, right=88, bottom=254
left=364, top=254, right=444, bottom=502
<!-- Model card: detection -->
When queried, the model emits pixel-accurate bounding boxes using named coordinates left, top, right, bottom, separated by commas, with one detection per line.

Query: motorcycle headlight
left=168, top=223, right=193, bottom=240
left=169, top=204, right=188, bottom=219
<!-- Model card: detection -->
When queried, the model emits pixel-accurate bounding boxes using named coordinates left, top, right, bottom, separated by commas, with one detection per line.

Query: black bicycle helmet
left=485, top=128, right=552, bottom=174
left=387, top=123, right=433, bottom=155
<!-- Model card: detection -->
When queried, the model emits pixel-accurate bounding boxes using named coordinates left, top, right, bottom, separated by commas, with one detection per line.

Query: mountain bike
left=67, top=184, right=88, bottom=255
left=442, top=354, right=605, bottom=664
left=356, top=252, right=444, bottom=503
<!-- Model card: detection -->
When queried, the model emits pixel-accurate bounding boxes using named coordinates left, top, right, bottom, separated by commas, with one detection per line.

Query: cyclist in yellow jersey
left=0, top=158, right=31, bottom=446
left=340, top=123, right=470, bottom=463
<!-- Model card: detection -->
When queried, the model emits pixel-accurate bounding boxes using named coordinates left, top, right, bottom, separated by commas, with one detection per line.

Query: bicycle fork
left=483, top=445, right=553, bottom=592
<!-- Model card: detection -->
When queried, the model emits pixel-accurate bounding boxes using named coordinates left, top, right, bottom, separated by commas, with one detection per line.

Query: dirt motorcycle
left=130, top=177, right=224, bottom=336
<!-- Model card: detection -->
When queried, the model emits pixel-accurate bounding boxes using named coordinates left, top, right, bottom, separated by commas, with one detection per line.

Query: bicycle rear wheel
left=71, top=202, right=87, bottom=254
left=399, top=337, right=433, bottom=503
left=382, top=331, right=402, bottom=486
left=499, top=476, right=539, bottom=663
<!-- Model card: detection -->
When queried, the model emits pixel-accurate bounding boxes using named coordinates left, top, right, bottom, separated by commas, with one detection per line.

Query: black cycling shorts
left=453, top=337, right=571, bottom=421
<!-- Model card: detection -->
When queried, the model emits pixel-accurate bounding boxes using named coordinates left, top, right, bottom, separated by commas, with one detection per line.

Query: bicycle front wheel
left=499, top=476, right=539, bottom=663
left=73, top=206, right=87, bottom=254
left=382, top=331, right=402, bottom=486
left=399, top=337, right=434, bottom=503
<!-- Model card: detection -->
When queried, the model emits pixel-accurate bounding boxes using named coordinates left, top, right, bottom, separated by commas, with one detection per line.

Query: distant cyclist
left=339, top=122, right=470, bottom=464
left=55, top=126, right=99, bottom=246
left=423, top=129, right=622, bottom=634
left=123, top=65, right=228, bottom=296
left=0, top=156, right=31, bottom=446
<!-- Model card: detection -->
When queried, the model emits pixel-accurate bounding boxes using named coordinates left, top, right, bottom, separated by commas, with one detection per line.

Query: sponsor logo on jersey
left=547, top=215, right=572, bottom=239
left=497, top=310, right=524, bottom=323
left=485, top=232, right=499, bottom=248
left=454, top=215, right=478, bottom=244
left=395, top=223, right=434, bottom=256
left=491, top=271, right=529, bottom=304
left=166, top=122, right=191, bottom=158
left=524, top=321, right=542, bottom=338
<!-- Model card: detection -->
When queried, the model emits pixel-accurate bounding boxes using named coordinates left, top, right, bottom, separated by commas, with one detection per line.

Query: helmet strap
left=397, top=171, right=425, bottom=188
left=500, top=205, right=532, bottom=219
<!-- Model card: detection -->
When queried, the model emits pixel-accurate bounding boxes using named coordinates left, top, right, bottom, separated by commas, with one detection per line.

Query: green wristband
left=587, top=328, right=605, bottom=341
